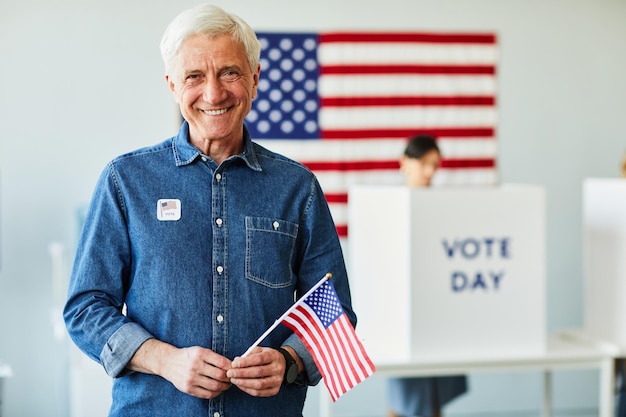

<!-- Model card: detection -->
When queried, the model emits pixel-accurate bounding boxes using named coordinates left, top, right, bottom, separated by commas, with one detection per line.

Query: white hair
left=160, top=3, right=261, bottom=75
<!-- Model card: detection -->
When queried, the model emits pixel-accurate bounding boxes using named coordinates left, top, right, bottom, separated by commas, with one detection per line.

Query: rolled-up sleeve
left=100, top=323, right=154, bottom=377
left=285, top=333, right=321, bottom=385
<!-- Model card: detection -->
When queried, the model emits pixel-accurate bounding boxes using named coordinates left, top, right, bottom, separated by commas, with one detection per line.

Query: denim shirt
left=64, top=122, right=355, bottom=417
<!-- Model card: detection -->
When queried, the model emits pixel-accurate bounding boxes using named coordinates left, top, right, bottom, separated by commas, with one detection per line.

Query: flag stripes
left=318, top=75, right=496, bottom=96
left=318, top=127, right=495, bottom=140
left=318, top=32, right=497, bottom=44
left=321, top=65, right=495, bottom=75
left=320, top=107, right=496, bottom=130
left=321, top=96, right=495, bottom=106
left=282, top=302, right=376, bottom=402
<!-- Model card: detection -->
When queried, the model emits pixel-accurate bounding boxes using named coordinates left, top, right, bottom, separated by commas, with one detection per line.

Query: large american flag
left=281, top=276, right=376, bottom=402
left=248, top=31, right=498, bottom=238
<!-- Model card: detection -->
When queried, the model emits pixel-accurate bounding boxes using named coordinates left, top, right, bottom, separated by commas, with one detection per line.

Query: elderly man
left=64, top=4, right=355, bottom=417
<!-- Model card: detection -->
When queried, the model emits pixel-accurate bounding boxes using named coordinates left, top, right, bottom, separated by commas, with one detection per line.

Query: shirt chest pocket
left=245, top=216, right=299, bottom=288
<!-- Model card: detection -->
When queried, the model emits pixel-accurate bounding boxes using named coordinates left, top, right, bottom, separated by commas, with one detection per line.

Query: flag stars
left=246, top=33, right=320, bottom=139
left=305, top=282, right=344, bottom=328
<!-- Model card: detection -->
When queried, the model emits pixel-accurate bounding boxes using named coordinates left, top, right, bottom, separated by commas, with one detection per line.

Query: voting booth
left=583, top=178, right=626, bottom=346
left=348, top=185, right=546, bottom=363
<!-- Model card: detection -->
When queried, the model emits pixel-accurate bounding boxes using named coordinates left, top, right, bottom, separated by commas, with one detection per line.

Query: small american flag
left=161, top=200, right=178, bottom=210
left=248, top=31, right=498, bottom=238
left=281, top=276, right=376, bottom=402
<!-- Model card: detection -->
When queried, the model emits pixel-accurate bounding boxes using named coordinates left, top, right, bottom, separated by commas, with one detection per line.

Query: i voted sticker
left=157, top=199, right=181, bottom=221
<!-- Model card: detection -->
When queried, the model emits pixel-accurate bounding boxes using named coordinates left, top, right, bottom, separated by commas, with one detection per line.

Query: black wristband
left=276, top=347, right=299, bottom=385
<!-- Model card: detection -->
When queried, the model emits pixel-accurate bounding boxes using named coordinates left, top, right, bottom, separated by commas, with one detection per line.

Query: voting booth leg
left=542, top=371, right=551, bottom=417
left=600, top=358, right=616, bottom=417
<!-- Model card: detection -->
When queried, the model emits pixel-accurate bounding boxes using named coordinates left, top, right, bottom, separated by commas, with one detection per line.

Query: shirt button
left=213, top=413, right=220, bottom=417
left=217, top=314, right=224, bottom=323
left=201, top=156, right=207, bottom=162
left=215, top=218, right=223, bottom=226
left=216, top=265, right=224, bottom=274
left=215, top=173, right=222, bottom=181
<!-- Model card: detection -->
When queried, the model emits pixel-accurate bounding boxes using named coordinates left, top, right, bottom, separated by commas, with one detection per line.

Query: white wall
left=1, top=0, right=625, bottom=416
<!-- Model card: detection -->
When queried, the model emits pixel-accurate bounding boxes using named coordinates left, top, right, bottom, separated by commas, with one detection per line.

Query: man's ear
left=165, top=74, right=179, bottom=102
left=251, top=63, right=261, bottom=100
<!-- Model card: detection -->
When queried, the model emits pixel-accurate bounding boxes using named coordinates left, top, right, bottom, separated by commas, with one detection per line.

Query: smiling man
left=63, top=4, right=356, bottom=417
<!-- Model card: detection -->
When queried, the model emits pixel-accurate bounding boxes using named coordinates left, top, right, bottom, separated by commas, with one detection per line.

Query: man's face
left=166, top=33, right=259, bottom=148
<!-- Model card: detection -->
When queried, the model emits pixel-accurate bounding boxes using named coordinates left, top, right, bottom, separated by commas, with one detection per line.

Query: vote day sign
left=348, top=185, right=546, bottom=362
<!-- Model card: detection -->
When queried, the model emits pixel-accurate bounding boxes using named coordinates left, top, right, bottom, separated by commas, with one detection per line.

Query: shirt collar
left=172, top=120, right=262, bottom=172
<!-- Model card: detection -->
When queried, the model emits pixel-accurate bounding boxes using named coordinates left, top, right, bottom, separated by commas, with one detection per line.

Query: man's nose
left=203, top=77, right=227, bottom=103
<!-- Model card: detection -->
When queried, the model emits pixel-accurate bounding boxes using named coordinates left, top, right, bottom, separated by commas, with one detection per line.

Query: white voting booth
left=348, top=185, right=547, bottom=363
left=583, top=178, right=626, bottom=346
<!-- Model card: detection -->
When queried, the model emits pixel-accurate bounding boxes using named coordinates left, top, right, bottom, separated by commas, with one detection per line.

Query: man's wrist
left=280, top=345, right=304, bottom=373
left=276, top=346, right=300, bottom=385
left=128, top=338, right=171, bottom=376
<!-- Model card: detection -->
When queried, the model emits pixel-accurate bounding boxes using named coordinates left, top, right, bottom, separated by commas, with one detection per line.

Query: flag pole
left=241, top=272, right=332, bottom=357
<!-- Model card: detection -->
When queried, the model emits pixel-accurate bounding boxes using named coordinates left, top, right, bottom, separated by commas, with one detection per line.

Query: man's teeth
left=204, top=108, right=228, bottom=116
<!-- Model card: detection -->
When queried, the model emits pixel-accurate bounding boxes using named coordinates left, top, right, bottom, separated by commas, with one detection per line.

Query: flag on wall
left=247, top=31, right=498, bottom=238
left=281, top=276, right=376, bottom=401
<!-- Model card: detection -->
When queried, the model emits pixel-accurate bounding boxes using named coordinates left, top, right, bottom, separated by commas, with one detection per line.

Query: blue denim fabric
left=64, top=121, right=355, bottom=417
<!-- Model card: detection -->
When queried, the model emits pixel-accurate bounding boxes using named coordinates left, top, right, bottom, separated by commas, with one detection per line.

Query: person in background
left=399, top=134, right=442, bottom=188
left=63, top=4, right=355, bottom=417
left=388, top=134, right=468, bottom=417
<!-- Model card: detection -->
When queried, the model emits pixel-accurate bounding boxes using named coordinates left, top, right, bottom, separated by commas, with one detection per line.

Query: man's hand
left=129, top=339, right=233, bottom=399
left=226, top=347, right=286, bottom=397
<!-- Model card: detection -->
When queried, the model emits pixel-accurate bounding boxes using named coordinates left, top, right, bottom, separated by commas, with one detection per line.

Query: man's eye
left=185, top=74, right=203, bottom=84
left=222, top=71, right=241, bottom=81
